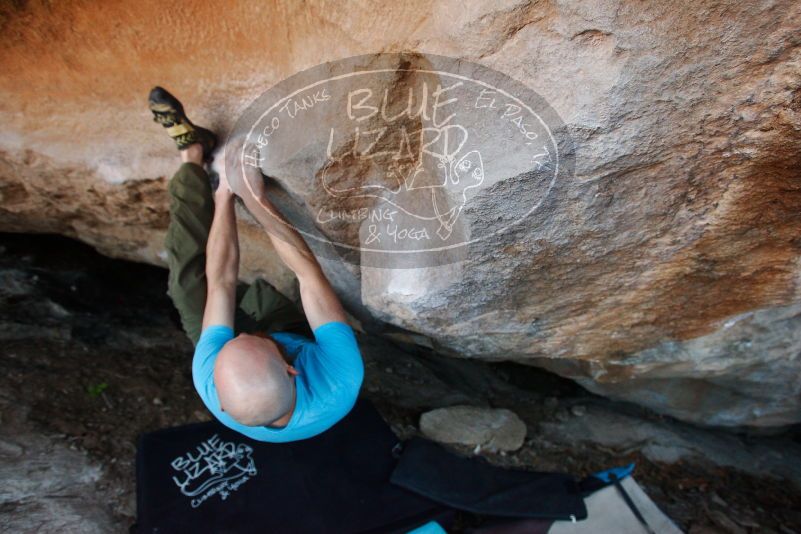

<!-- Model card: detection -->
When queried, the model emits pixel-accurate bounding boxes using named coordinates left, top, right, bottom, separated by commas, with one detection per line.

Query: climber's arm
left=238, top=184, right=347, bottom=331
left=220, top=136, right=347, bottom=330
left=201, top=187, right=238, bottom=330
left=238, top=191, right=319, bottom=279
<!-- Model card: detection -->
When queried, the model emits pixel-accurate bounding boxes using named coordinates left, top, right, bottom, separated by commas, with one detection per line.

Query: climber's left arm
left=201, top=186, right=238, bottom=330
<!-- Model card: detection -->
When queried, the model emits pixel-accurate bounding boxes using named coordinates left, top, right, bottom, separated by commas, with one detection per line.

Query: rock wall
left=1, top=0, right=800, bottom=426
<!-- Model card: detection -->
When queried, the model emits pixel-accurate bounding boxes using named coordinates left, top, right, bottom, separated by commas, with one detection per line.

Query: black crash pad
left=134, top=398, right=450, bottom=534
left=391, top=438, right=587, bottom=521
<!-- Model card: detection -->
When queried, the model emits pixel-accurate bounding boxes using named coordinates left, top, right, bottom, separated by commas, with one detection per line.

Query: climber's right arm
left=225, top=137, right=347, bottom=330
left=239, top=189, right=347, bottom=331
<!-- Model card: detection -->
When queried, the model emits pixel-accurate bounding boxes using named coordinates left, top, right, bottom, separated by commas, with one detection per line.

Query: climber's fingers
left=217, top=136, right=263, bottom=199
left=216, top=163, right=233, bottom=194
left=209, top=134, right=271, bottom=203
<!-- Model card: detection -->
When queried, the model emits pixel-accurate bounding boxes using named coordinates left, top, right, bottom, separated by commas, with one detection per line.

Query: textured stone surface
left=540, top=404, right=801, bottom=488
left=1, top=1, right=801, bottom=426
left=0, top=409, right=117, bottom=533
left=420, top=405, right=528, bottom=451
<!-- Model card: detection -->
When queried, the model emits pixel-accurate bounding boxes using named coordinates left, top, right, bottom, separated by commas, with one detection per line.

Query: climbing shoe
left=148, top=86, right=217, bottom=161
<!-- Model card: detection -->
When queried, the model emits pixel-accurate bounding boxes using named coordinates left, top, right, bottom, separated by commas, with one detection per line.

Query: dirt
left=0, top=232, right=799, bottom=533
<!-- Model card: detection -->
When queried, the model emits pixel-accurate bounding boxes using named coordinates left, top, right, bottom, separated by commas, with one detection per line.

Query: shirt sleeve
left=311, top=321, right=365, bottom=394
left=192, top=325, right=235, bottom=413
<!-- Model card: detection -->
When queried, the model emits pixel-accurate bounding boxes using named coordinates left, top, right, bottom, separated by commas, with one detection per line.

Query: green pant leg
left=164, top=162, right=213, bottom=346
left=235, top=278, right=308, bottom=336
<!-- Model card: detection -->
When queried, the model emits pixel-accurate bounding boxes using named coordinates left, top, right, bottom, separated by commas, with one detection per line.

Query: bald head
left=214, top=333, right=296, bottom=427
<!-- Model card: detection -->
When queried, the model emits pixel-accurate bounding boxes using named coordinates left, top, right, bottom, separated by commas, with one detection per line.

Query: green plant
left=87, top=382, right=108, bottom=398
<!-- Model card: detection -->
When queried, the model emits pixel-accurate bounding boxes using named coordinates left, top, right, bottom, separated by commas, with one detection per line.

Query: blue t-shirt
left=192, top=321, right=364, bottom=442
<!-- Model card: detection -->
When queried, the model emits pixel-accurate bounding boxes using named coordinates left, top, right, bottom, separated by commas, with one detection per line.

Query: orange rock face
left=1, top=0, right=800, bottom=426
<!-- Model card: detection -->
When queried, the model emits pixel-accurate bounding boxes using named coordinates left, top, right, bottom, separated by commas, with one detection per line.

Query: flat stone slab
left=419, top=405, right=527, bottom=452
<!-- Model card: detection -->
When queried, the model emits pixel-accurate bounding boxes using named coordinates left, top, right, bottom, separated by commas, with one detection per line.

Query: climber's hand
left=240, top=140, right=267, bottom=200
left=220, top=136, right=266, bottom=200
left=216, top=162, right=234, bottom=196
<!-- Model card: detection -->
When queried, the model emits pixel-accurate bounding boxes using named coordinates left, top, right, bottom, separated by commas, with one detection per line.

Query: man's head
left=213, top=333, right=298, bottom=427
